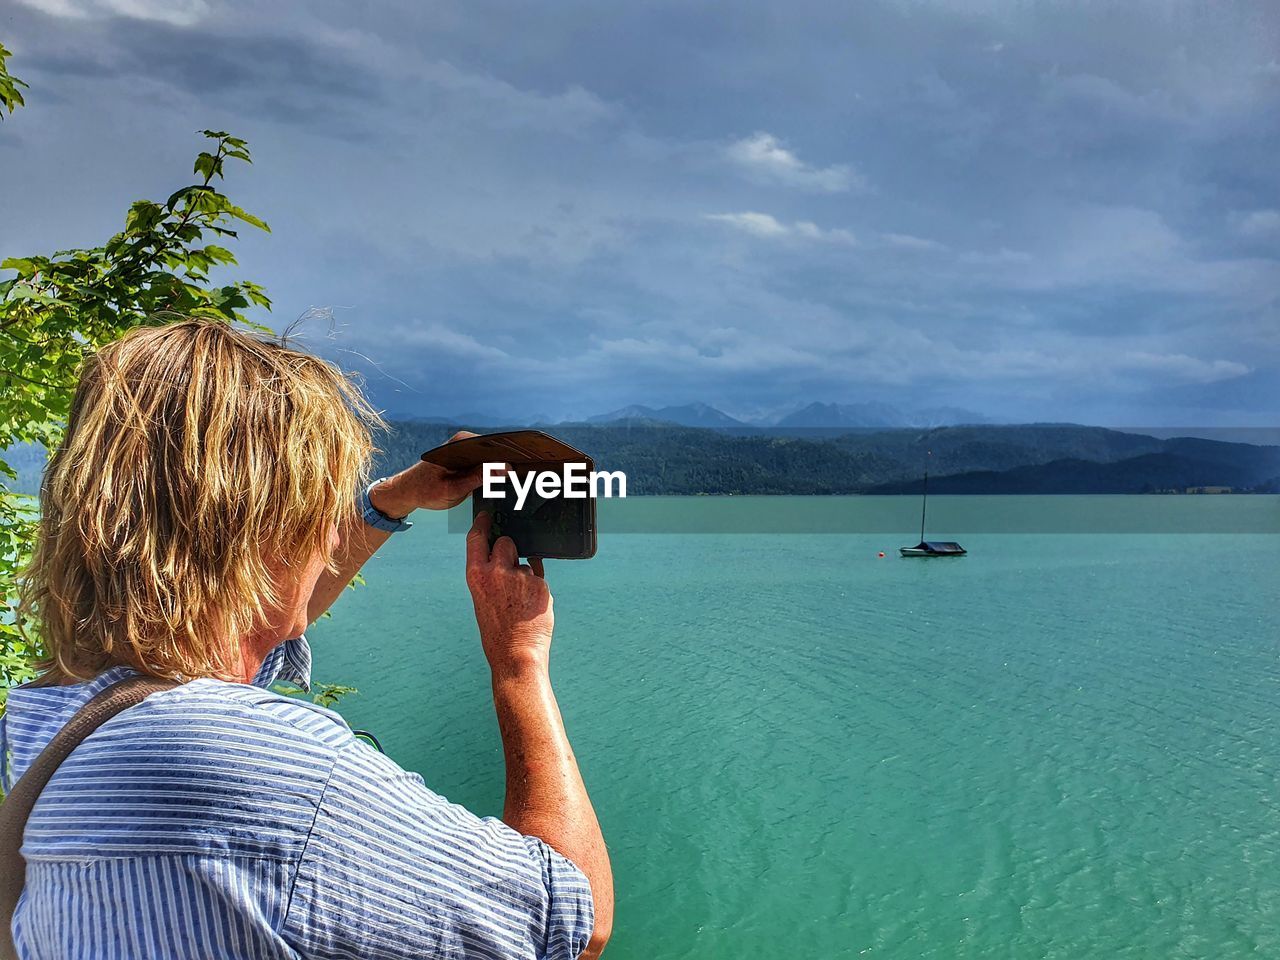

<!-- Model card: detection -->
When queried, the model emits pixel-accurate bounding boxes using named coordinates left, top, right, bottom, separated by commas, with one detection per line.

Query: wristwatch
left=359, top=478, right=413, bottom=532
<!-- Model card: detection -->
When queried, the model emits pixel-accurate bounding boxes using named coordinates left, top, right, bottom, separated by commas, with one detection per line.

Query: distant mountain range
left=867, top=448, right=1280, bottom=495
left=772, top=401, right=990, bottom=429
left=581, top=400, right=990, bottom=429
left=389, top=411, right=555, bottom=428
left=385, top=397, right=1000, bottom=430
left=585, top=402, right=748, bottom=428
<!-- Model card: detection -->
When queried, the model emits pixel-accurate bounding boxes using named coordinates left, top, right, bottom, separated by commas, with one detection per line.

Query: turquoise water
left=310, top=498, right=1280, bottom=959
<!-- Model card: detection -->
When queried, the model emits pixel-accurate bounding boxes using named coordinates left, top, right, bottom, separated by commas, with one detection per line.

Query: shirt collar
left=251, top=635, right=312, bottom=692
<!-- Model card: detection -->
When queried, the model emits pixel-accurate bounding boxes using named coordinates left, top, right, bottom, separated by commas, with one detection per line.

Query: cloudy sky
left=2, top=0, right=1277, bottom=424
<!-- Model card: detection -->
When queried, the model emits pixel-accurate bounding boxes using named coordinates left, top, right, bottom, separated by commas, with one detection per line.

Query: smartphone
left=420, top=430, right=599, bottom=560
left=472, top=465, right=597, bottom=560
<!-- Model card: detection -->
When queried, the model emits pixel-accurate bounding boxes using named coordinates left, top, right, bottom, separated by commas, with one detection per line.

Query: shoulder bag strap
left=0, top=675, right=179, bottom=960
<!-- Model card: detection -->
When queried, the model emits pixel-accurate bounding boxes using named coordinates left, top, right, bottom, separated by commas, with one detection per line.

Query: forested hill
left=376, top=421, right=902, bottom=494
left=374, top=421, right=1280, bottom=495
left=7, top=422, right=1275, bottom=496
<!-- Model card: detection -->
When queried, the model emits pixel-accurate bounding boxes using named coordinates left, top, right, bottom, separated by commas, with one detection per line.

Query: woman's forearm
left=492, top=662, right=613, bottom=959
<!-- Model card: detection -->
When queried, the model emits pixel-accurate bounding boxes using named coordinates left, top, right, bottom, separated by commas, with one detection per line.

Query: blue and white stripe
left=0, top=637, right=593, bottom=959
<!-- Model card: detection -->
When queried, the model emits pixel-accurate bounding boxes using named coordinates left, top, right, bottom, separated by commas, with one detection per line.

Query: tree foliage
left=0, top=47, right=273, bottom=693
left=0, top=43, right=27, bottom=117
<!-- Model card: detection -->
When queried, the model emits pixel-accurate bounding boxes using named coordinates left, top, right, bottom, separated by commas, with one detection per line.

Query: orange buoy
left=878, top=552, right=885, bottom=558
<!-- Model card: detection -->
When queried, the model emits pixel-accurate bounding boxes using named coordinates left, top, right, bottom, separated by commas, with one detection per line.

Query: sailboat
left=899, top=467, right=966, bottom=557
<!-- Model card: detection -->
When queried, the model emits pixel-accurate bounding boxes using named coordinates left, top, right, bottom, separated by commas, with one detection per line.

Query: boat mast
left=919, top=449, right=931, bottom=543
left=919, top=468, right=928, bottom=543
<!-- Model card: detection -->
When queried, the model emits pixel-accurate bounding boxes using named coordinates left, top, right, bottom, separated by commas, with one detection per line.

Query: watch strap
left=359, top=478, right=413, bottom=532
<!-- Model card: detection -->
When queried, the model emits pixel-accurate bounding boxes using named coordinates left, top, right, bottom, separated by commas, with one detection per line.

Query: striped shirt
left=0, top=637, right=594, bottom=959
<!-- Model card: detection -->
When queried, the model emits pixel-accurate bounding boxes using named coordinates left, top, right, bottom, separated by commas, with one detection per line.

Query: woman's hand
left=369, top=431, right=484, bottom=517
left=465, top=512, right=554, bottom=677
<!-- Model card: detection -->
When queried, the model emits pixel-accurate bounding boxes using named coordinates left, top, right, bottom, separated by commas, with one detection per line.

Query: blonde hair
left=21, top=319, right=383, bottom=682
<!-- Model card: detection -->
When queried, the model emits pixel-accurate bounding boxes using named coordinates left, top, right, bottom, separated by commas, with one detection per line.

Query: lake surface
left=309, top=497, right=1280, bottom=959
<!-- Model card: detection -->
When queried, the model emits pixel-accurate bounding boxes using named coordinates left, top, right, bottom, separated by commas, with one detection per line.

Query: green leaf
left=1, top=257, right=37, bottom=274
left=193, top=152, right=222, bottom=181
left=0, top=42, right=29, bottom=118
left=165, top=185, right=204, bottom=210
left=226, top=205, right=270, bottom=233
left=125, top=201, right=164, bottom=233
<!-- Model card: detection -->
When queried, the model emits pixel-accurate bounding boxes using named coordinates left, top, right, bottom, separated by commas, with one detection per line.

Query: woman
left=0, top=319, right=612, bottom=959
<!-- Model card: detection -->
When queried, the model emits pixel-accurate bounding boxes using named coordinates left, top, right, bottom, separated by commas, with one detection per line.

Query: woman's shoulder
left=2, top=669, right=357, bottom=791
left=179, top=676, right=356, bottom=749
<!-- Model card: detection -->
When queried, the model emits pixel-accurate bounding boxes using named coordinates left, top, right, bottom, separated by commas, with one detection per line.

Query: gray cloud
left=2, top=0, right=1277, bottom=425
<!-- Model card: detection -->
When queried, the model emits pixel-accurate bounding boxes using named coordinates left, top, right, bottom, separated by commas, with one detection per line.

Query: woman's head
left=23, top=319, right=383, bottom=682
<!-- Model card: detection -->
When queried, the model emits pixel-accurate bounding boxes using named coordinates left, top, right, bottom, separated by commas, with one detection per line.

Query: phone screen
left=472, top=469, right=596, bottom=559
